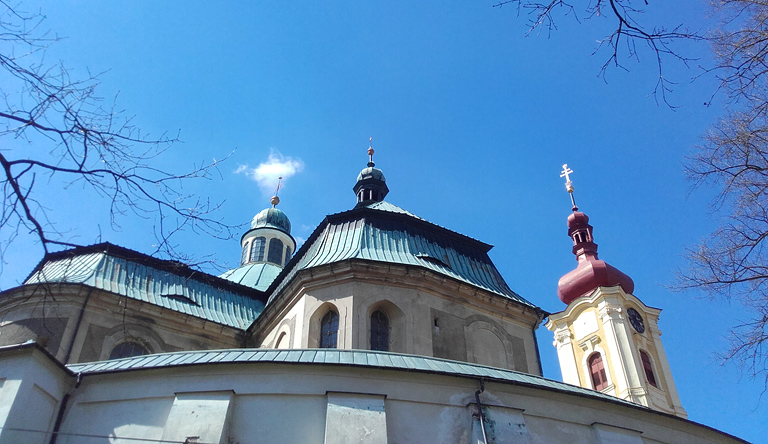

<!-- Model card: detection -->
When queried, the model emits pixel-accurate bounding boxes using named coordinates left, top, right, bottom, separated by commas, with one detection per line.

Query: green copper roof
left=251, top=207, right=291, bottom=234
left=356, top=166, right=386, bottom=182
left=220, top=262, right=282, bottom=291
left=65, top=348, right=634, bottom=409
left=24, top=244, right=265, bottom=329
left=268, top=201, right=534, bottom=308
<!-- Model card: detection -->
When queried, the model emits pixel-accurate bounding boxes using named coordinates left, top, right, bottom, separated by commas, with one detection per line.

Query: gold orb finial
left=270, top=195, right=280, bottom=207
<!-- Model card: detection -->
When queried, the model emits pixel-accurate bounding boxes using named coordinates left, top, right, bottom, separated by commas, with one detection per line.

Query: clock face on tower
left=627, top=308, right=645, bottom=333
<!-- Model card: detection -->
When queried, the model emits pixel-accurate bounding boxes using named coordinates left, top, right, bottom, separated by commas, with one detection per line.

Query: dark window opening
left=241, top=241, right=250, bottom=265
left=268, top=238, right=284, bottom=265
left=109, top=342, right=149, bottom=360
left=284, top=247, right=292, bottom=266
left=250, top=237, right=266, bottom=262
left=320, top=310, right=339, bottom=349
left=588, top=352, right=609, bottom=391
left=640, top=350, right=658, bottom=388
left=370, top=310, right=390, bottom=351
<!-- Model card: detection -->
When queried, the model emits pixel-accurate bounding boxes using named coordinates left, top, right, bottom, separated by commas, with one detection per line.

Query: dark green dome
left=357, top=166, right=386, bottom=182
left=251, top=208, right=291, bottom=234
left=353, top=146, right=389, bottom=206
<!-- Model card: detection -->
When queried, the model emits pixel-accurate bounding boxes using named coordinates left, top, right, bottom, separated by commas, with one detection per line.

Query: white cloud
left=236, top=150, right=305, bottom=196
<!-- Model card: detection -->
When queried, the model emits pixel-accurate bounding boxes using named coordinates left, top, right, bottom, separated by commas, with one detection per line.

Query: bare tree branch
left=681, top=2, right=768, bottom=386
left=493, top=0, right=703, bottom=105
left=0, top=3, right=236, bottom=283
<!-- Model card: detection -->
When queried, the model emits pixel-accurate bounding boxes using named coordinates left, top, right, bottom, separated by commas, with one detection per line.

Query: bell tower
left=546, top=165, right=687, bottom=418
left=353, top=139, right=389, bottom=207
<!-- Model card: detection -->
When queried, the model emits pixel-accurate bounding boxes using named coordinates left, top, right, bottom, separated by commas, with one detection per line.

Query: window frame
left=319, top=310, right=339, bottom=349
left=640, top=350, right=658, bottom=388
left=267, top=238, right=284, bottom=265
left=250, top=236, right=266, bottom=262
left=108, top=341, right=150, bottom=360
left=588, top=352, right=609, bottom=391
left=370, top=310, right=390, bottom=351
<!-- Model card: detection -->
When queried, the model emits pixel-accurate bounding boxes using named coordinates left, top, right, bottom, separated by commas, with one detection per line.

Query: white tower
left=546, top=165, right=686, bottom=418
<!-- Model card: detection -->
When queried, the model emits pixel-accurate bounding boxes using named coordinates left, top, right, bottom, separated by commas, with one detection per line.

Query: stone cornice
left=249, top=258, right=542, bottom=340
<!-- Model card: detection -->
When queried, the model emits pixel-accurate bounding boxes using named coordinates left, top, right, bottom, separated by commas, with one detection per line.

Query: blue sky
left=1, top=1, right=764, bottom=442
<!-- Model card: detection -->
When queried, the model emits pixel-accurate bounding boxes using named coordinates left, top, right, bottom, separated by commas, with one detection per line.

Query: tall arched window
left=268, top=238, right=284, bottom=265
left=109, top=342, right=149, bottom=360
left=320, top=310, right=339, bottom=348
left=284, top=246, right=292, bottom=266
left=588, top=352, right=609, bottom=391
left=370, top=310, right=390, bottom=351
left=640, top=350, right=658, bottom=387
left=241, top=241, right=251, bottom=265
left=250, top=237, right=266, bottom=262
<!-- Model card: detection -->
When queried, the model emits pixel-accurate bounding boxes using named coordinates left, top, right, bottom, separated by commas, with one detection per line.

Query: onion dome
left=557, top=210, right=634, bottom=305
left=233, top=194, right=297, bottom=274
left=251, top=196, right=291, bottom=235
left=354, top=145, right=389, bottom=206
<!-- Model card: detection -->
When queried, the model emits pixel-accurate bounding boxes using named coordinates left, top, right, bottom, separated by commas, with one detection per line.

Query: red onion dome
left=557, top=211, right=634, bottom=305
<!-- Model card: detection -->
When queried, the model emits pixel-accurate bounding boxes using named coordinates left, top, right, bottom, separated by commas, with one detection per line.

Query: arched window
left=241, top=241, right=251, bottom=265
left=370, top=310, right=390, bottom=351
left=250, top=237, right=266, bottom=262
left=588, top=352, right=609, bottom=391
left=284, top=246, right=292, bottom=266
left=268, top=238, right=284, bottom=265
left=640, top=350, right=658, bottom=387
left=320, top=310, right=339, bottom=348
left=109, top=342, right=149, bottom=360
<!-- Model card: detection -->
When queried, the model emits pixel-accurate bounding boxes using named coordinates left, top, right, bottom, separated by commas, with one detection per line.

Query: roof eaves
left=0, top=341, right=76, bottom=376
left=61, top=348, right=749, bottom=444
left=26, top=242, right=268, bottom=303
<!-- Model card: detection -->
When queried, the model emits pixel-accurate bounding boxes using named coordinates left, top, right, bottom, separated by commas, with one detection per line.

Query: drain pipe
left=49, top=372, right=81, bottom=444
left=474, top=379, right=488, bottom=444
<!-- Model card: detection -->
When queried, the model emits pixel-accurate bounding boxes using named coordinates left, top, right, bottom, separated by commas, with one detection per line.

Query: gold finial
left=367, top=137, right=375, bottom=167
left=560, top=164, right=578, bottom=211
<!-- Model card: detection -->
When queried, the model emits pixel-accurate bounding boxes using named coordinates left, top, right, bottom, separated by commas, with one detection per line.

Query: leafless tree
left=0, top=2, right=234, bottom=280
left=496, top=0, right=768, bottom=388
left=682, top=0, right=768, bottom=390
left=494, top=0, right=702, bottom=104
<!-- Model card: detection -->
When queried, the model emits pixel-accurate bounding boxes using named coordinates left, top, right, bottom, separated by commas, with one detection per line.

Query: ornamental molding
left=598, top=304, right=623, bottom=322
left=553, top=327, right=572, bottom=347
left=578, top=334, right=601, bottom=352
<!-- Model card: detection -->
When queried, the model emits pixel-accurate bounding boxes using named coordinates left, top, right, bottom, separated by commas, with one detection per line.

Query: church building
left=0, top=150, right=747, bottom=443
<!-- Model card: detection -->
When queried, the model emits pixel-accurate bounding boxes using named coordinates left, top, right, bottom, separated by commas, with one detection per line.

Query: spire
left=560, top=163, right=578, bottom=212
left=556, top=164, right=634, bottom=305
left=353, top=138, right=389, bottom=207
left=367, top=137, right=375, bottom=167
left=271, top=176, right=283, bottom=208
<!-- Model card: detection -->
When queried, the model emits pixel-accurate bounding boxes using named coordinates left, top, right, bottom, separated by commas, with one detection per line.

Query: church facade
left=0, top=152, right=747, bottom=443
